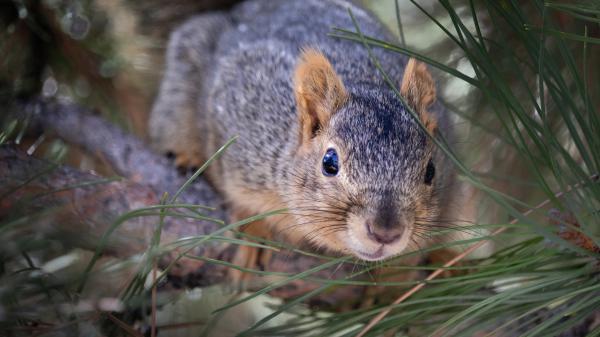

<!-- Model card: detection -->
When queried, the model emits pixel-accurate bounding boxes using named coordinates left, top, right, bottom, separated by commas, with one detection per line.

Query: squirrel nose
left=366, top=222, right=402, bottom=245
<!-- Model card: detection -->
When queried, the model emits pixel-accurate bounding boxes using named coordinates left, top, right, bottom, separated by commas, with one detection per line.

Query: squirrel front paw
left=227, top=211, right=274, bottom=290
left=229, top=245, right=259, bottom=290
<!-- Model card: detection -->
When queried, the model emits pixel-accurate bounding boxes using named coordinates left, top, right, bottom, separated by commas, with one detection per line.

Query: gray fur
left=150, top=0, right=454, bottom=257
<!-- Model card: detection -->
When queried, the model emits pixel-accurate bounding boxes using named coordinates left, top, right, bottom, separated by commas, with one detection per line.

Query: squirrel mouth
left=355, top=246, right=385, bottom=261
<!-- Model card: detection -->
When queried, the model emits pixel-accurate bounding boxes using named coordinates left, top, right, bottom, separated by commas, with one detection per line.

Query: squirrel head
left=286, top=48, right=441, bottom=261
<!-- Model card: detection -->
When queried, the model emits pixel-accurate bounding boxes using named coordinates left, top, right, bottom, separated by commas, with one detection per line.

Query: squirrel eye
left=424, top=159, right=435, bottom=185
left=322, top=148, right=339, bottom=176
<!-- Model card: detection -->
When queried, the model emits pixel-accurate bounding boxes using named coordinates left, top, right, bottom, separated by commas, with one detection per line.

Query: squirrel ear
left=294, top=48, right=348, bottom=144
left=400, top=58, right=437, bottom=133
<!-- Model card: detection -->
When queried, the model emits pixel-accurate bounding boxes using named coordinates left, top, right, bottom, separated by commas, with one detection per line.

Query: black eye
left=424, top=159, right=435, bottom=185
left=322, top=148, right=339, bottom=176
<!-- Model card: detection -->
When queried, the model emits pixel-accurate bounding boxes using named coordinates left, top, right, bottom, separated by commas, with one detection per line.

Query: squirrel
left=149, top=0, right=455, bottom=273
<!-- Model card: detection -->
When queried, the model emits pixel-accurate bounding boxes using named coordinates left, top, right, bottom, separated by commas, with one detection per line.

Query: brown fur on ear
left=400, top=58, right=437, bottom=133
left=294, top=48, right=348, bottom=145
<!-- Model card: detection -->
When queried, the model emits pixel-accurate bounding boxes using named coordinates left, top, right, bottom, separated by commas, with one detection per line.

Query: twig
left=105, top=313, right=145, bottom=337
left=151, top=262, right=158, bottom=337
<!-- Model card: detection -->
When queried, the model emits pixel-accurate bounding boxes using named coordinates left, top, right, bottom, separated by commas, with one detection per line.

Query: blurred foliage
left=0, top=0, right=242, bottom=136
left=1, top=1, right=116, bottom=108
